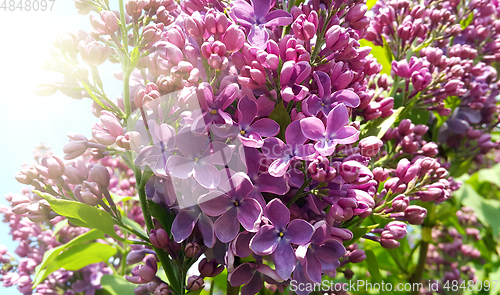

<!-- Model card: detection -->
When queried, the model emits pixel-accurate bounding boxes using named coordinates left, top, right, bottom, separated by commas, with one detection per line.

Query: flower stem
left=410, top=241, right=428, bottom=295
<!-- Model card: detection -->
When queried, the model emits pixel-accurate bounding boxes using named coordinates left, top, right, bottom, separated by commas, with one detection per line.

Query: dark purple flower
left=230, top=0, right=292, bottom=47
left=236, top=96, right=280, bottom=148
left=294, top=221, right=345, bottom=284
left=199, top=173, right=262, bottom=242
left=300, top=103, right=359, bottom=156
left=249, top=199, right=314, bottom=280
left=229, top=262, right=283, bottom=295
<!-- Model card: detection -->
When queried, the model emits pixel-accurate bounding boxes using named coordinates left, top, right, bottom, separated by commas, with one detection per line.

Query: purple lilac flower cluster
left=5, top=0, right=500, bottom=294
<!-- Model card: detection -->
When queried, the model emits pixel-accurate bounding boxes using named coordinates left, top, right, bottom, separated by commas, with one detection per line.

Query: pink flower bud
left=205, top=10, right=228, bottom=35
left=116, top=131, right=142, bottom=151
left=79, top=36, right=111, bottom=66
left=391, top=195, right=409, bottom=212
left=36, top=156, right=65, bottom=179
left=373, top=167, right=389, bottom=182
left=404, top=205, right=427, bottom=225
left=349, top=249, right=366, bottom=263
left=88, top=164, right=111, bottom=188
left=90, top=11, right=119, bottom=35
left=184, top=243, right=200, bottom=258
left=198, top=258, right=224, bottom=278
left=63, top=133, right=89, bottom=160
left=221, top=25, right=245, bottom=52
left=64, top=160, right=89, bottom=184
left=308, top=156, right=336, bottom=182
left=359, top=136, right=383, bottom=157
left=185, top=13, right=205, bottom=37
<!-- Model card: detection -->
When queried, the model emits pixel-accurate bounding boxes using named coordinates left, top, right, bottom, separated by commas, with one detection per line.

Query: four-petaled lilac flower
left=249, top=199, right=314, bottom=280
left=294, top=221, right=345, bottom=285
left=135, top=120, right=175, bottom=177
left=230, top=0, right=292, bottom=48
left=166, top=127, right=233, bottom=188
left=280, top=61, right=311, bottom=102
left=171, top=183, right=216, bottom=248
left=303, top=71, right=361, bottom=116
left=300, top=103, right=359, bottom=156
left=262, top=120, right=316, bottom=177
left=192, top=82, right=239, bottom=135
left=236, top=96, right=280, bottom=148
left=199, top=173, right=262, bottom=242
left=229, top=262, right=284, bottom=295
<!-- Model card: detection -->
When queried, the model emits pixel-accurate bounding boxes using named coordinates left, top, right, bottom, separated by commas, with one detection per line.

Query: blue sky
left=0, top=2, right=118, bottom=293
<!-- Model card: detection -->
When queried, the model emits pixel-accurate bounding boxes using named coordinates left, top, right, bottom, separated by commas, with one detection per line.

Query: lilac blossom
left=261, top=120, right=316, bottom=177
left=249, top=199, right=314, bottom=280
left=300, top=103, right=360, bottom=156
left=198, top=172, right=262, bottom=242
left=230, top=0, right=292, bottom=47
left=229, top=262, right=284, bottom=295
left=280, top=61, right=311, bottom=102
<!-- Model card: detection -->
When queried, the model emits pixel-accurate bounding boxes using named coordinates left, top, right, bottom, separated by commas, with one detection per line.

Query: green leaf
left=38, top=243, right=117, bottom=286
left=366, top=0, right=378, bottom=9
left=456, top=184, right=500, bottom=240
left=52, top=219, right=68, bottom=237
left=269, top=102, right=291, bottom=141
left=111, top=193, right=138, bottom=203
left=35, top=191, right=126, bottom=242
left=460, top=13, right=474, bottom=30
left=359, top=37, right=392, bottom=76
left=344, top=224, right=379, bottom=247
left=477, top=164, right=500, bottom=187
left=129, top=47, right=141, bottom=72
left=33, top=229, right=105, bottom=287
left=360, top=107, right=404, bottom=139
left=364, top=250, right=384, bottom=286
left=120, top=216, right=147, bottom=238
left=407, top=108, right=430, bottom=125
left=101, top=275, right=136, bottom=295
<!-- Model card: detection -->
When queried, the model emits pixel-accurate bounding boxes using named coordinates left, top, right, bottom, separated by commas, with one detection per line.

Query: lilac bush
left=2, top=0, right=500, bottom=294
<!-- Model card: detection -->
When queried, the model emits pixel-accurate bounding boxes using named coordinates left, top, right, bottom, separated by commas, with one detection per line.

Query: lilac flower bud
left=205, top=10, right=228, bottom=35
left=348, top=189, right=375, bottom=212
left=340, top=160, right=371, bottom=184
left=63, top=133, right=89, bottom=160
left=187, top=276, right=204, bottom=292
left=444, top=79, right=464, bottom=94
left=116, top=131, right=142, bottom=151
left=64, top=160, right=89, bottom=184
left=396, top=158, right=411, bottom=179
left=153, top=283, right=170, bottom=295
left=328, top=198, right=357, bottom=222
left=349, top=249, right=366, bottom=263
left=384, top=221, right=407, bottom=239
left=346, top=4, right=369, bottom=29
left=392, top=60, right=411, bottom=78
left=397, top=22, right=412, bottom=40
left=184, top=243, right=200, bottom=258
left=416, top=188, right=443, bottom=202
left=198, top=258, right=224, bottom=278
left=15, top=167, right=38, bottom=185
left=292, top=11, right=318, bottom=40
left=141, top=23, right=164, bottom=49
left=379, top=97, right=394, bottom=118
left=384, top=177, right=406, bottom=194
left=134, top=285, right=150, bottom=295
left=36, top=156, right=65, bottom=179
left=380, top=232, right=401, bottom=249
left=79, top=36, right=111, bottom=66
left=404, top=205, right=427, bottom=225
left=413, top=125, right=428, bottom=136
left=359, top=136, right=383, bottom=157
left=80, top=182, right=102, bottom=206
left=422, top=142, right=438, bottom=157
left=221, top=25, right=245, bottom=52
left=126, top=0, right=146, bottom=20
left=11, top=195, right=32, bottom=214
left=149, top=229, right=170, bottom=249
left=185, top=13, right=205, bottom=37
left=135, top=82, right=161, bottom=108
left=411, top=68, right=432, bottom=91
left=308, top=156, right=336, bottom=182
left=88, top=164, right=111, bottom=188
left=391, top=195, right=409, bottom=212
left=90, top=11, right=119, bottom=35
left=373, top=167, right=389, bottom=182
left=127, top=250, right=147, bottom=265
left=239, top=62, right=267, bottom=89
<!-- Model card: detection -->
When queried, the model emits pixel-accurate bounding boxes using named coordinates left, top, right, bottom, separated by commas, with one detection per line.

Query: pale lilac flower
left=229, top=262, right=283, bottom=295
left=280, top=61, right=311, bottom=102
